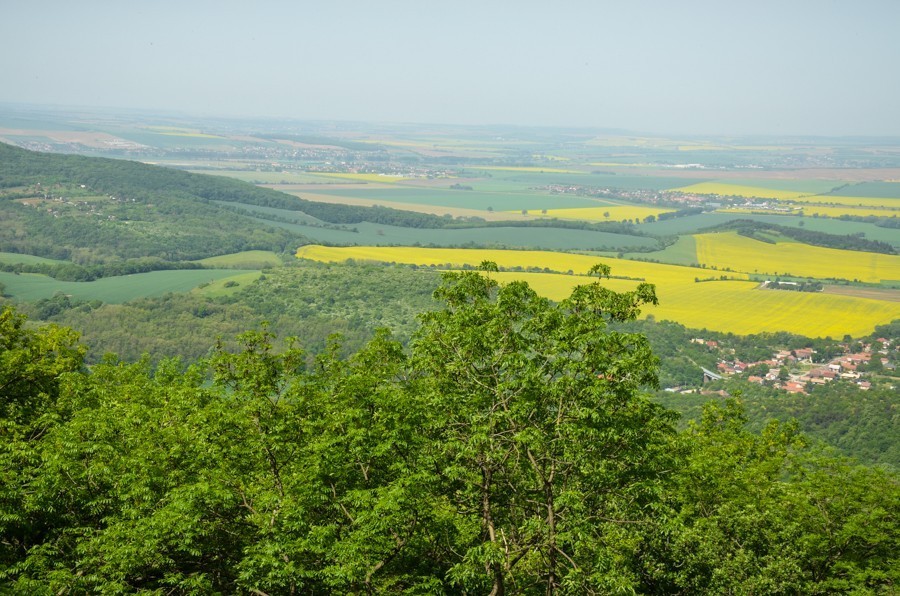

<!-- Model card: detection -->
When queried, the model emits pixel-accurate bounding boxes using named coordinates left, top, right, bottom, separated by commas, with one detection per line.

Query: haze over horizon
left=3, top=0, right=899, bottom=137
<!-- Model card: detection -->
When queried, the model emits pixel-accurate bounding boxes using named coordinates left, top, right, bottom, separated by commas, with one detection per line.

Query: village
left=694, top=336, right=896, bottom=395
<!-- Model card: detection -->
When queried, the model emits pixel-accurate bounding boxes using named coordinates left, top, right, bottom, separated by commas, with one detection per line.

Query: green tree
left=411, top=262, right=677, bottom=593
left=0, top=306, right=85, bottom=577
left=640, top=398, right=900, bottom=593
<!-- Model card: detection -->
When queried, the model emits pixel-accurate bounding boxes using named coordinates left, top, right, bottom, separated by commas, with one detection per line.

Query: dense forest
left=2, top=268, right=897, bottom=593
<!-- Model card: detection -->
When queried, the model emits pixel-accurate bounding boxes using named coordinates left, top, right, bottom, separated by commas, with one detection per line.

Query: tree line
left=709, top=219, right=897, bottom=254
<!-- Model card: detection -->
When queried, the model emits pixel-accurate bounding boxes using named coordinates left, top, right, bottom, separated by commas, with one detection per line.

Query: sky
left=2, top=0, right=900, bottom=136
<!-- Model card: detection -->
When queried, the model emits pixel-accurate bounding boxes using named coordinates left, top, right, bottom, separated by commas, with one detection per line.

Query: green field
left=623, top=235, right=698, bottom=265
left=0, top=269, right=259, bottom=303
left=718, top=179, right=846, bottom=194
left=197, top=170, right=346, bottom=185
left=256, top=217, right=656, bottom=250
left=823, top=182, right=900, bottom=198
left=309, top=187, right=604, bottom=211
left=114, top=131, right=241, bottom=150
left=639, top=213, right=900, bottom=247
left=192, top=271, right=264, bottom=297
left=216, top=201, right=657, bottom=250
left=197, top=251, right=282, bottom=269
left=460, top=171, right=708, bottom=191
left=0, top=252, right=68, bottom=265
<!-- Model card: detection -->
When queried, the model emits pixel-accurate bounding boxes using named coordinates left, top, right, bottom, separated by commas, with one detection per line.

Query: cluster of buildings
left=700, top=338, right=893, bottom=395
left=540, top=184, right=715, bottom=208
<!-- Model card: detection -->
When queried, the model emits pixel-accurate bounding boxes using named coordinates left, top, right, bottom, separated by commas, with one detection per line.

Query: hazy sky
left=3, top=0, right=899, bottom=136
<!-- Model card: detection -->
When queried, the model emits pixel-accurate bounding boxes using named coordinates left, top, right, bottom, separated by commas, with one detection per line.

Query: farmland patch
left=197, top=251, right=282, bottom=269
left=0, top=269, right=258, bottom=303
left=694, top=232, right=900, bottom=283
left=308, top=187, right=601, bottom=211
left=0, top=252, right=69, bottom=266
left=296, top=245, right=899, bottom=338
left=526, top=206, right=674, bottom=223
left=672, top=182, right=807, bottom=200
left=822, top=182, right=900, bottom=198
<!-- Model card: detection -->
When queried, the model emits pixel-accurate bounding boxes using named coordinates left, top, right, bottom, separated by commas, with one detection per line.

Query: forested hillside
left=2, top=269, right=897, bottom=594
left=0, top=142, right=455, bottom=264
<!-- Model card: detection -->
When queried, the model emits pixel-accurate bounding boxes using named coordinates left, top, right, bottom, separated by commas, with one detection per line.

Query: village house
left=783, top=381, right=807, bottom=394
left=845, top=353, right=871, bottom=364
left=794, top=347, right=816, bottom=362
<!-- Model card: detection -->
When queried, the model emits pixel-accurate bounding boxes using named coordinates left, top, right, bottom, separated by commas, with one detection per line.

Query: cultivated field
left=782, top=195, right=900, bottom=208
left=527, top=206, right=675, bottom=222
left=195, top=170, right=345, bottom=184
left=672, top=181, right=900, bottom=216
left=0, top=270, right=260, bottom=303
left=315, top=173, right=411, bottom=183
left=672, top=182, right=809, bottom=200
left=693, top=232, right=900, bottom=283
left=793, top=205, right=900, bottom=218
left=197, top=251, right=282, bottom=269
left=639, top=213, right=900, bottom=247
left=307, top=187, right=599, bottom=211
left=295, top=245, right=900, bottom=338
left=0, top=252, right=68, bottom=265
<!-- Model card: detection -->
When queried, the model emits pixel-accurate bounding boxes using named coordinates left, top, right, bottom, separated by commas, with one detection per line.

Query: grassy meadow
left=822, top=182, right=900, bottom=198
left=0, top=269, right=260, bottom=303
left=0, top=252, right=68, bottom=265
left=196, top=250, right=282, bottom=269
left=295, top=245, right=900, bottom=338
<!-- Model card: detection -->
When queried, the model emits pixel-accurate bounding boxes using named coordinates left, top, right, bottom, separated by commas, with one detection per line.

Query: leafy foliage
left=0, top=267, right=897, bottom=593
left=639, top=399, right=899, bottom=593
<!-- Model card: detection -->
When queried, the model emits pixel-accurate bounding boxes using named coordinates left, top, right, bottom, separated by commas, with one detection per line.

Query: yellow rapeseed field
left=795, top=205, right=900, bottom=218
left=296, top=245, right=900, bottom=337
left=694, top=232, right=900, bottom=283
left=672, top=182, right=807, bottom=200
left=296, top=245, right=710, bottom=285
left=523, top=206, right=674, bottom=222
left=783, top=195, right=900, bottom=208
left=657, top=280, right=898, bottom=337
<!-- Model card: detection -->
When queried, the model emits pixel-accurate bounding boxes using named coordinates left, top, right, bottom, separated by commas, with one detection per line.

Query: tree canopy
left=0, top=267, right=897, bottom=593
